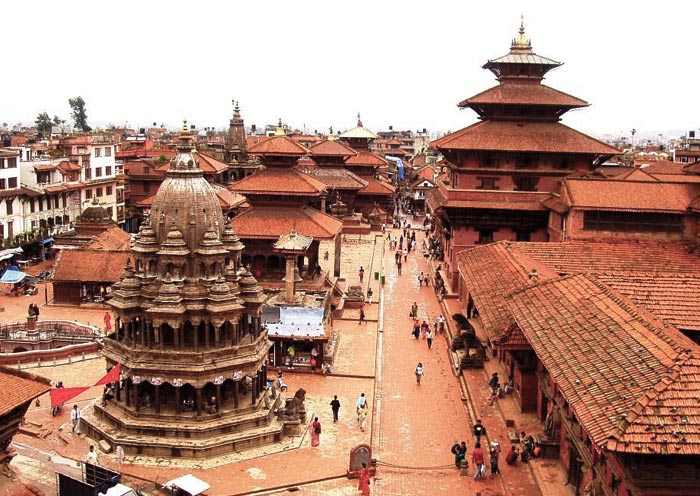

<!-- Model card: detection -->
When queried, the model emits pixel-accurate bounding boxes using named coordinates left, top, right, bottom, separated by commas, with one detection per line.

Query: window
left=84, top=168, right=92, bottom=180
left=78, top=147, right=86, bottom=154
left=144, top=166, right=150, bottom=173
left=583, top=211, right=683, bottom=233
left=0, top=224, right=5, bottom=238
left=8, top=177, right=17, bottom=188
left=38, top=198, right=43, bottom=211
left=515, top=230, right=531, bottom=242
left=513, top=176, right=539, bottom=192
left=477, top=230, right=494, bottom=245
left=476, top=177, right=499, bottom=190
left=7, top=157, right=17, bottom=168
left=85, top=189, right=93, bottom=200
left=54, top=196, right=59, bottom=209
left=30, top=200, right=35, bottom=213
left=96, top=187, right=103, bottom=197
left=106, top=207, right=114, bottom=217
left=0, top=179, right=5, bottom=189
left=6, top=200, right=13, bottom=215
left=62, top=195, right=67, bottom=208
left=105, top=166, right=112, bottom=176
left=95, top=167, right=102, bottom=177
left=95, top=148, right=102, bottom=158
left=106, top=186, right=113, bottom=195
left=105, top=147, right=112, bottom=157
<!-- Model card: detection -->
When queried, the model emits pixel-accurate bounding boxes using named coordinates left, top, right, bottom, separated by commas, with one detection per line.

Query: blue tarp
left=0, top=267, right=27, bottom=284
left=385, top=155, right=405, bottom=181
left=42, top=237, right=54, bottom=245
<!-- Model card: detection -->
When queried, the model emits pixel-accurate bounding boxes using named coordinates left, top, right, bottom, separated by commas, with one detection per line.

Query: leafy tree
left=68, top=96, right=91, bottom=132
left=52, top=115, right=62, bottom=126
left=35, top=112, right=52, bottom=136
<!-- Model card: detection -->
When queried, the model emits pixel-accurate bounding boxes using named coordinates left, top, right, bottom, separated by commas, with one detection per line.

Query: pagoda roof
left=53, top=249, right=129, bottom=283
left=309, top=168, right=369, bottom=190
left=459, top=84, right=588, bottom=109
left=485, top=51, right=561, bottom=67
left=345, top=150, right=389, bottom=167
left=431, top=120, right=620, bottom=155
left=563, top=177, right=697, bottom=213
left=229, top=167, right=326, bottom=197
left=309, top=139, right=358, bottom=158
left=248, top=135, right=311, bottom=156
left=230, top=206, right=342, bottom=240
left=358, top=177, right=396, bottom=196
left=273, top=230, right=313, bottom=252
left=339, top=126, right=378, bottom=140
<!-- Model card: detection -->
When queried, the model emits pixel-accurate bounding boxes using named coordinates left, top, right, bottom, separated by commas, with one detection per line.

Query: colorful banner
left=50, top=363, right=121, bottom=407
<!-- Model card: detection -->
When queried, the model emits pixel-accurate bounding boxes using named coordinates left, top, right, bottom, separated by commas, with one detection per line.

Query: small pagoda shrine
left=229, top=124, right=343, bottom=279
left=224, top=100, right=261, bottom=182
left=84, top=122, right=282, bottom=459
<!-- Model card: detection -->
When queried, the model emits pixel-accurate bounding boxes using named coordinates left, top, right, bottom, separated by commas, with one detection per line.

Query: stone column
left=154, top=384, right=161, bottom=414
left=205, top=322, right=210, bottom=349
left=157, top=325, right=163, bottom=350
left=179, top=326, right=184, bottom=349
left=251, top=377, right=258, bottom=405
left=194, top=325, right=199, bottom=352
left=175, top=387, right=181, bottom=414
left=116, top=379, right=122, bottom=402
left=196, top=388, right=203, bottom=417
left=233, top=381, right=239, bottom=409
left=333, top=234, right=342, bottom=277
left=216, top=384, right=222, bottom=412
left=134, top=382, right=141, bottom=412
left=174, top=326, right=179, bottom=348
left=284, top=255, right=296, bottom=303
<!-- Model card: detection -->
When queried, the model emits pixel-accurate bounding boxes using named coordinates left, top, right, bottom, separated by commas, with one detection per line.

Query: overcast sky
left=3, top=1, right=698, bottom=139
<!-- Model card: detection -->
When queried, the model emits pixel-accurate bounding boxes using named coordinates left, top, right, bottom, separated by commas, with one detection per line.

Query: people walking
left=71, top=404, right=81, bottom=434
left=410, top=302, right=418, bottom=319
left=490, top=442, right=501, bottom=476
left=397, top=260, right=402, bottom=275
left=474, top=419, right=487, bottom=445
left=359, top=306, right=366, bottom=325
left=330, top=395, right=341, bottom=422
left=426, top=329, right=434, bottom=349
left=309, top=417, right=321, bottom=446
left=366, top=287, right=373, bottom=305
left=452, top=441, right=468, bottom=468
left=358, top=404, right=368, bottom=432
left=359, top=266, right=365, bottom=283
left=420, top=320, right=429, bottom=338
left=85, top=445, right=98, bottom=465
left=412, top=321, right=420, bottom=339
left=415, top=362, right=424, bottom=384
left=356, top=393, right=368, bottom=419
left=472, top=442, right=486, bottom=479
left=418, top=272, right=424, bottom=285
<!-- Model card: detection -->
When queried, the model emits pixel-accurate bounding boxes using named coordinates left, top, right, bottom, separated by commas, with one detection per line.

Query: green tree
left=68, top=96, right=91, bottom=132
left=35, top=112, right=52, bottom=136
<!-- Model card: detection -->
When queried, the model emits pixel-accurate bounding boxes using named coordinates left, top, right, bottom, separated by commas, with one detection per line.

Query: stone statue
left=276, top=388, right=306, bottom=421
left=544, top=403, right=556, bottom=438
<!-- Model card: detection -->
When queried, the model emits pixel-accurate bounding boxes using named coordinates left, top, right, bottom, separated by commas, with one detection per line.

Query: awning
left=42, top=237, right=54, bottom=245
left=164, top=474, right=210, bottom=496
left=0, top=247, right=23, bottom=261
left=0, top=268, right=27, bottom=284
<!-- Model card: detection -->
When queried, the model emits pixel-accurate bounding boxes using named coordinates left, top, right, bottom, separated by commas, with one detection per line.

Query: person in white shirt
left=85, top=445, right=98, bottom=465
left=70, top=405, right=81, bottom=434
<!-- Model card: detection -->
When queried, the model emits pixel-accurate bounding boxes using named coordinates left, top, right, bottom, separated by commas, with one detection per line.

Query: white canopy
left=164, top=474, right=210, bottom=495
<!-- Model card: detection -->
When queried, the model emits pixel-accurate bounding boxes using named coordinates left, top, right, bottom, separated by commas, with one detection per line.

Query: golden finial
left=511, top=15, right=532, bottom=53
left=275, top=118, right=285, bottom=136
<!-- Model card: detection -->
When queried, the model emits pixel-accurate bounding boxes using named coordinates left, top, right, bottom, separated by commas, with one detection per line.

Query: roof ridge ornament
left=511, top=15, right=533, bottom=54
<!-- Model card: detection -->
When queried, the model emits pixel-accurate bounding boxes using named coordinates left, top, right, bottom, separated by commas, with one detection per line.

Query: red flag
left=95, top=363, right=121, bottom=386
left=50, top=387, right=89, bottom=408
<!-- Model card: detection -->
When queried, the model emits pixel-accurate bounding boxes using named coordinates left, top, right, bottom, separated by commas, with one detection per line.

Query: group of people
left=487, top=372, right=514, bottom=406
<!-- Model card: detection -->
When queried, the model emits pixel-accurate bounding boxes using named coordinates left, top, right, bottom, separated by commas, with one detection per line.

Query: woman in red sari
left=309, top=417, right=321, bottom=446
left=358, top=462, right=370, bottom=495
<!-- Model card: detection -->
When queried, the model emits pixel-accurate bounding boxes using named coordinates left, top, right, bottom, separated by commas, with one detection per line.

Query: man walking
left=426, top=329, right=434, bottom=349
left=474, top=419, right=487, bottom=445
left=472, top=443, right=486, bottom=480
left=359, top=266, right=365, bottom=283
left=330, top=395, right=341, bottom=423
left=71, top=404, right=81, bottom=434
left=415, top=362, right=424, bottom=384
left=356, top=393, right=368, bottom=419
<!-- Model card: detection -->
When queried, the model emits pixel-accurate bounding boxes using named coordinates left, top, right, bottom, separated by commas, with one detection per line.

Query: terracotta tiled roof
left=88, top=226, right=132, bottom=251
left=613, top=168, right=659, bottom=182
left=345, top=151, right=388, bottom=167
left=683, top=161, right=700, bottom=174
left=641, top=160, right=688, bottom=175
left=513, top=240, right=700, bottom=331
left=230, top=206, right=342, bottom=240
left=0, top=187, right=41, bottom=199
left=383, top=148, right=407, bottom=156
left=57, top=160, right=82, bottom=173
left=439, top=199, right=546, bottom=211
left=540, top=194, right=569, bottom=213
left=229, top=168, right=326, bottom=197
left=309, top=139, right=357, bottom=158
left=508, top=274, right=700, bottom=453
left=194, top=152, right=228, bottom=174
left=248, top=136, right=311, bottom=156
left=209, top=184, right=247, bottom=209
left=0, top=366, right=51, bottom=417
left=358, top=178, right=396, bottom=195
left=456, top=242, right=559, bottom=342
left=651, top=174, right=700, bottom=184
left=309, top=168, right=368, bottom=190
left=33, top=163, right=57, bottom=172
left=563, top=178, right=697, bottom=212
left=432, top=120, right=620, bottom=155
left=459, top=83, right=589, bottom=108
left=44, top=182, right=83, bottom=193
left=53, top=249, right=129, bottom=283
left=386, top=139, right=404, bottom=146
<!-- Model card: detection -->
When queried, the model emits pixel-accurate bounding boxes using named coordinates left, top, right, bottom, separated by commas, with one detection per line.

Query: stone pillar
left=175, top=387, right=181, bottom=414
left=205, top=322, right=210, bottom=349
left=179, top=326, right=184, bottom=349
left=196, top=388, right=203, bottom=417
left=320, top=191, right=327, bottom=212
left=157, top=325, right=163, bottom=350
left=333, top=234, right=342, bottom=277
left=284, top=255, right=296, bottom=303
left=154, top=384, right=161, bottom=414
left=194, top=325, right=199, bottom=352
left=139, top=320, right=145, bottom=347
left=251, top=377, right=258, bottom=405
left=174, top=326, right=179, bottom=348
left=134, top=382, right=141, bottom=412
left=233, top=381, right=239, bottom=409
left=125, top=380, right=131, bottom=407
left=216, top=384, right=222, bottom=412
left=26, top=315, right=37, bottom=332
left=116, top=379, right=122, bottom=402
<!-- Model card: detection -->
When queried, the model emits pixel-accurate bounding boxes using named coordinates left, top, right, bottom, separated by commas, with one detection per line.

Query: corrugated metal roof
left=339, top=126, right=378, bottom=140
left=262, top=306, right=325, bottom=338
left=487, top=53, right=561, bottom=65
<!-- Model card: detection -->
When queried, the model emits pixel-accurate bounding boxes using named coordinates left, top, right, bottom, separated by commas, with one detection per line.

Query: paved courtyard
left=4, top=222, right=567, bottom=495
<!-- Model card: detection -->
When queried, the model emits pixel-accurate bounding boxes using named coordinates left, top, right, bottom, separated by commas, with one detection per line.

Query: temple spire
left=275, top=118, right=286, bottom=136
left=511, top=15, right=532, bottom=54
left=170, top=120, right=199, bottom=172
left=357, top=112, right=363, bottom=127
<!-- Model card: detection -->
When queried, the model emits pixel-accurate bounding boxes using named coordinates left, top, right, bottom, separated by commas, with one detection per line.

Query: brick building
left=427, top=22, right=619, bottom=286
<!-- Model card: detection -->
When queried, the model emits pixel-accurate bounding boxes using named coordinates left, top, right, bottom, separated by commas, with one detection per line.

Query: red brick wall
left=514, top=368, right=538, bottom=412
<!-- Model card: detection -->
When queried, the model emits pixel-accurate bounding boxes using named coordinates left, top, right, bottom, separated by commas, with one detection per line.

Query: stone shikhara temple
left=84, top=123, right=285, bottom=458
